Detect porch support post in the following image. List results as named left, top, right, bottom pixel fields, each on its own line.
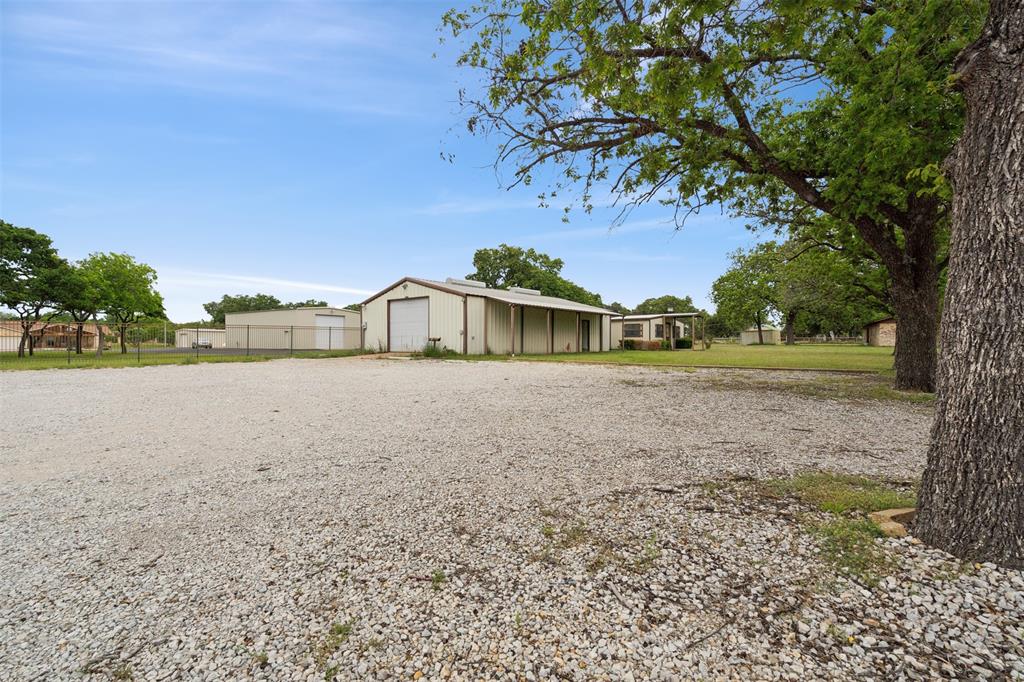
left=547, top=309, right=553, bottom=354
left=691, top=316, right=696, bottom=351
left=509, top=304, right=515, bottom=355
left=576, top=312, right=581, bottom=352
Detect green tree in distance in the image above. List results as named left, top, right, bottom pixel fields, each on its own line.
left=632, top=295, right=697, bottom=315
left=61, top=257, right=107, bottom=355
left=710, top=246, right=777, bottom=344
left=0, top=221, right=72, bottom=356
left=202, top=294, right=330, bottom=325
left=467, top=244, right=604, bottom=307
left=89, top=253, right=166, bottom=353
left=442, top=0, right=985, bottom=390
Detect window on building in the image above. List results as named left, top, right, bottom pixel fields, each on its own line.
left=655, top=324, right=664, bottom=338
left=623, top=323, right=643, bottom=338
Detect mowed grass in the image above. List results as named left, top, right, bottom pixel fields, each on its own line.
left=471, top=343, right=894, bottom=372
left=0, top=349, right=366, bottom=371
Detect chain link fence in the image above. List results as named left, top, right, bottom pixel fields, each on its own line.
left=0, top=323, right=365, bottom=368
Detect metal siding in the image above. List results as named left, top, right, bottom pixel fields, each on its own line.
left=467, top=296, right=486, bottom=354
left=601, top=315, right=610, bottom=351
left=552, top=310, right=576, bottom=352
left=521, top=307, right=548, bottom=354
left=363, top=281, right=464, bottom=352
left=485, top=299, right=512, bottom=354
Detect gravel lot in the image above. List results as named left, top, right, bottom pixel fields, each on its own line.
left=1, top=358, right=1020, bottom=680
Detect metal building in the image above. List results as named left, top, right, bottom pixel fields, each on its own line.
left=223, top=307, right=362, bottom=350
left=361, top=277, right=613, bottom=354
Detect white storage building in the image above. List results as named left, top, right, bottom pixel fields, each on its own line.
left=361, top=277, right=613, bottom=354
left=224, top=307, right=362, bottom=351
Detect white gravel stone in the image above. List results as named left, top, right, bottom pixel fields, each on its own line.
left=0, top=358, right=1019, bottom=680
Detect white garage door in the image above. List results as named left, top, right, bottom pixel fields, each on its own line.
left=389, top=298, right=428, bottom=351
left=315, top=314, right=346, bottom=350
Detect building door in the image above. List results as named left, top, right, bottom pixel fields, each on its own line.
left=580, top=318, right=591, bottom=352
left=315, top=314, right=346, bottom=350
left=389, top=298, right=428, bottom=351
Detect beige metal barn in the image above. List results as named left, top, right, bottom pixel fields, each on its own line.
left=224, top=307, right=362, bottom=350
left=361, top=277, right=613, bottom=354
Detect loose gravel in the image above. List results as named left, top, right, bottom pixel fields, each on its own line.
left=0, top=358, right=1019, bottom=680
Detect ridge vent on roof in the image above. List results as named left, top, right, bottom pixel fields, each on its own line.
left=446, top=277, right=487, bottom=289
left=508, top=286, right=541, bottom=296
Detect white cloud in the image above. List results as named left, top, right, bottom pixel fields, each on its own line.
left=411, top=197, right=543, bottom=216
left=4, top=1, right=433, bottom=116
left=157, top=268, right=373, bottom=296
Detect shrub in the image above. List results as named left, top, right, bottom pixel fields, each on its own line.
left=643, top=340, right=662, bottom=351
left=674, top=338, right=692, bottom=349
left=660, top=339, right=672, bottom=350
left=622, top=339, right=637, bottom=350
left=420, top=343, right=456, bottom=358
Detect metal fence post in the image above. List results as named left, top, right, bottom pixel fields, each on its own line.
left=246, top=325, right=250, bottom=356
left=329, top=326, right=332, bottom=351
left=290, top=326, right=294, bottom=355
left=137, top=326, right=141, bottom=363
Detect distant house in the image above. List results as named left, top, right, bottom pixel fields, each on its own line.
left=739, top=326, right=782, bottom=345
left=610, top=313, right=702, bottom=348
left=864, top=317, right=897, bottom=347
left=0, top=321, right=110, bottom=351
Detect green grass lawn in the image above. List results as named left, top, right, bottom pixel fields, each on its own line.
left=470, top=343, right=895, bottom=373
left=0, top=349, right=365, bottom=371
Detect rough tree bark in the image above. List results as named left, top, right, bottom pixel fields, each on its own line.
left=754, top=313, right=764, bottom=345
left=783, top=310, right=797, bottom=346
left=915, top=0, right=1024, bottom=568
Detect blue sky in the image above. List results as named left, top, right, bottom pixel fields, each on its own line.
left=1, top=0, right=757, bottom=321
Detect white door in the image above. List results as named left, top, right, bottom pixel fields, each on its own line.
left=389, top=298, right=428, bottom=351
left=315, top=314, right=346, bottom=350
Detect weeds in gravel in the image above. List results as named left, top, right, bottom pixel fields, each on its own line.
left=810, top=517, right=893, bottom=587
left=323, top=664, right=339, bottom=681
left=253, top=651, right=269, bottom=668
left=631, top=532, right=662, bottom=573
left=765, top=472, right=916, bottom=514
left=431, top=570, right=446, bottom=590
left=112, top=665, right=133, bottom=680
left=313, top=621, right=354, bottom=669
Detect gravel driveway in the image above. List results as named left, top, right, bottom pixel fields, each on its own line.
left=1, top=358, right=1018, bottom=680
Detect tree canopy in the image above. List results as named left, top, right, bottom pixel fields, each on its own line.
left=0, top=221, right=73, bottom=355
left=443, top=0, right=986, bottom=390
left=632, top=295, right=697, bottom=315
left=202, top=294, right=330, bottom=325
left=467, top=244, right=604, bottom=307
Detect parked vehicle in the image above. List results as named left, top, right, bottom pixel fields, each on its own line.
left=192, top=339, right=214, bottom=349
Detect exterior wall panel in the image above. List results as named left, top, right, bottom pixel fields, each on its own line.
left=521, top=306, right=549, bottom=354
left=485, top=299, right=512, bottom=354
left=466, top=296, right=486, bottom=354
left=552, top=310, right=577, bottom=353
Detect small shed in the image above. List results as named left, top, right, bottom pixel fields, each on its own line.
left=864, top=317, right=897, bottom=347
left=739, top=326, right=782, bottom=345
left=224, top=307, right=362, bottom=351
left=175, top=328, right=227, bottom=348
left=361, top=277, right=613, bottom=354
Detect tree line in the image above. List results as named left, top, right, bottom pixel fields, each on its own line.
left=711, top=240, right=890, bottom=344
left=0, top=221, right=165, bottom=356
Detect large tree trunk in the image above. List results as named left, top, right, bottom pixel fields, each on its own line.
left=754, top=313, right=764, bottom=345
left=890, top=256, right=939, bottom=392
left=119, top=323, right=128, bottom=354
left=915, top=0, right=1024, bottom=568
left=75, top=322, right=84, bottom=354
left=783, top=310, right=797, bottom=345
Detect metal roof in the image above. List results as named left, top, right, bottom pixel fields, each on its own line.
left=364, top=277, right=614, bottom=315
left=612, top=312, right=702, bottom=321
